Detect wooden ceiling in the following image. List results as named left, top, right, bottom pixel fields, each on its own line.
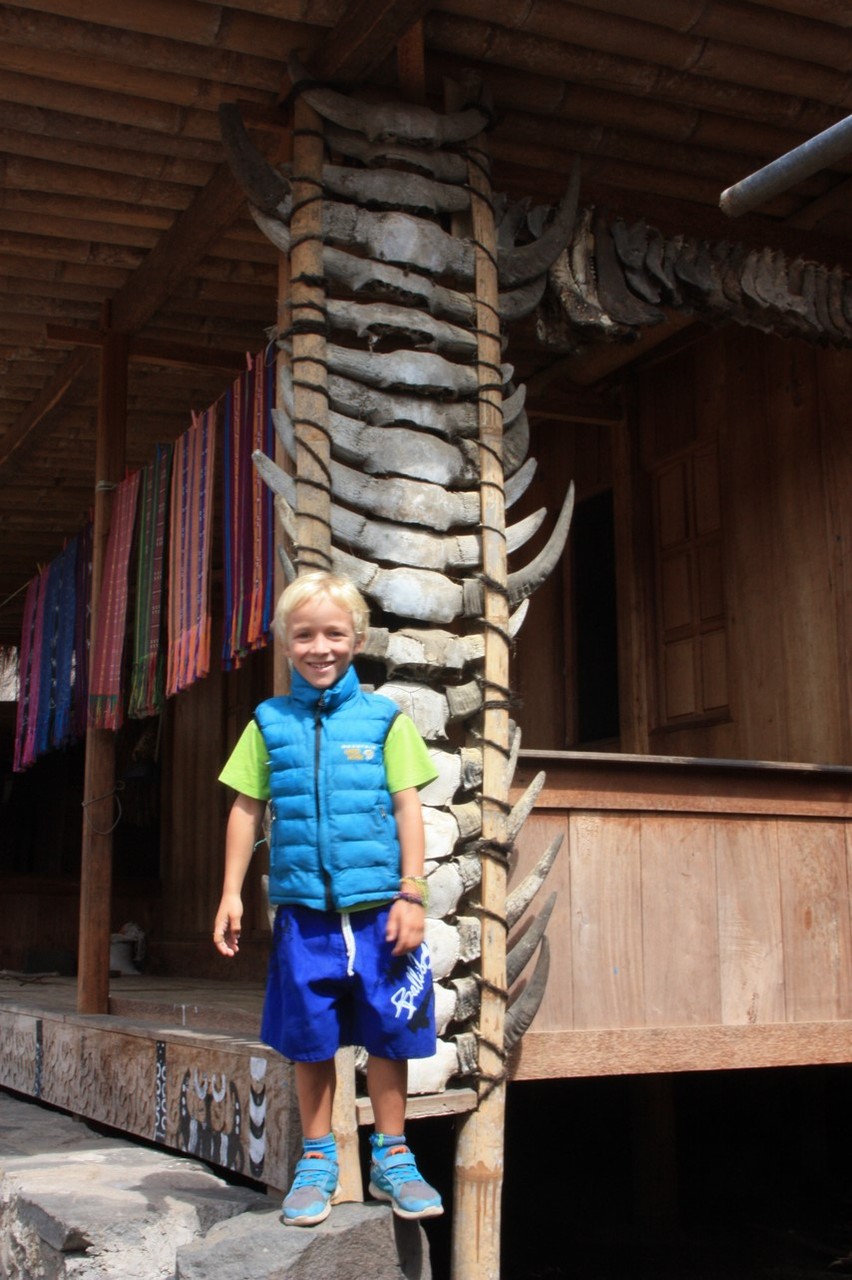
left=2, top=0, right=852, bottom=646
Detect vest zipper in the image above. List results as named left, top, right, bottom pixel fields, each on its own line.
left=314, top=693, right=333, bottom=909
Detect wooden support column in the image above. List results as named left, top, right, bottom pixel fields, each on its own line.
left=287, top=92, right=362, bottom=1201
left=290, top=97, right=332, bottom=575
left=453, top=130, right=510, bottom=1280
left=77, top=322, right=128, bottom=1015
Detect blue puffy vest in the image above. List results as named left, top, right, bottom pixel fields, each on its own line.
left=255, top=663, right=401, bottom=910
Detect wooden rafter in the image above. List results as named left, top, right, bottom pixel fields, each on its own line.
left=0, top=0, right=434, bottom=484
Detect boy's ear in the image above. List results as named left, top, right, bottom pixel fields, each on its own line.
left=354, top=633, right=366, bottom=655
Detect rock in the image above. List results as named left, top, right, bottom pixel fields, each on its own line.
left=176, top=1200, right=432, bottom=1279
left=0, top=1090, right=432, bottom=1280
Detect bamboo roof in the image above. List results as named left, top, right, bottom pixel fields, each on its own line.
left=2, top=0, right=852, bottom=644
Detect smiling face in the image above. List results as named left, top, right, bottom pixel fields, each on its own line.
left=282, top=592, right=363, bottom=690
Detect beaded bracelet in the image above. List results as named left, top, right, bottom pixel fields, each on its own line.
left=400, top=875, right=429, bottom=909
left=395, top=890, right=425, bottom=907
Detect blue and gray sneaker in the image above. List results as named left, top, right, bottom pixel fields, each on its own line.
left=281, top=1151, right=339, bottom=1226
left=368, top=1143, right=443, bottom=1220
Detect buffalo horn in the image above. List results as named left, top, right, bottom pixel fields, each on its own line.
left=498, top=162, right=580, bottom=289
left=499, top=274, right=548, bottom=322
left=506, top=834, right=564, bottom=930
left=326, top=373, right=479, bottom=436
left=323, top=203, right=475, bottom=282
left=361, top=605, right=527, bottom=676
left=288, top=53, right=490, bottom=146
left=275, top=398, right=477, bottom=486
left=325, top=298, right=477, bottom=358
left=322, top=246, right=475, bottom=325
left=218, top=103, right=292, bottom=217
left=325, top=342, right=488, bottom=398
left=332, top=503, right=544, bottom=571
left=332, top=549, right=465, bottom=624
left=322, top=122, right=469, bottom=182
left=506, top=770, right=546, bottom=844
left=322, top=163, right=471, bottom=216
left=327, top=456, right=480, bottom=529
left=507, top=892, right=557, bottom=988
left=504, top=936, right=551, bottom=1053
left=273, top=400, right=531, bottom=494
left=461, top=481, right=574, bottom=617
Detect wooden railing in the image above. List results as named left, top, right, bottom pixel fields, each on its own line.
left=508, top=751, right=852, bottom=1080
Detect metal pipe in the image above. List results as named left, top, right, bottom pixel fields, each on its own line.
left=720, top=114, right=852, bottom=217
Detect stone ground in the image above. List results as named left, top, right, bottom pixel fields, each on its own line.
left=0, top=1089, right=431, bottom=1280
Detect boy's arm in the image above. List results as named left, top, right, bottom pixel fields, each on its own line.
left=386, top=786, right=427, bottom=956
left=213, top=792, right=266, bottom=957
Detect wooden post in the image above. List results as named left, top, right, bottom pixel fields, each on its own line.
left=452, top=130, right=511, bottom=1280
left=77, top=323, right=128, bottom=1015
left=287, top=92, right=362, bottom=1202
left=290, top=96, right=332, bottom=576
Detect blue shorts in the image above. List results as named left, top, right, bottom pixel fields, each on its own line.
left=261, top=903, right=437, bottom=1063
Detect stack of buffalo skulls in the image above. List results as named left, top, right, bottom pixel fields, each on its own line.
left=221, top=57, right=574, bottom=1095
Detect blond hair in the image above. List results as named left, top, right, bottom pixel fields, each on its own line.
left=273, top=571, right=370, bottom=643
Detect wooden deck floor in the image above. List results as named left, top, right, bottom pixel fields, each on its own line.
left=0, top=970, right=266, bottom=1035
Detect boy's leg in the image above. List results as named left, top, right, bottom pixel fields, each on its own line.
left=295, top=1058, right=336, bottom=1136
left=282, top=1059, right=340, bottom=1227
left=367, top=1054, right=443, bottom=1220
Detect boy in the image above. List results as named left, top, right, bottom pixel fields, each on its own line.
left=213, top=570, right=443, bottom=1227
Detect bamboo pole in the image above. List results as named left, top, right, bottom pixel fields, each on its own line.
left=452, top=125, right=511, bottom=1280
left=77, top=319, right=128, bottom=1014
left=287, top=91, right=362, bottom=1202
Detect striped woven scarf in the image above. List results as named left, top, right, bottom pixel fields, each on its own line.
left=129, top=444, right=172, bottom=718
left=166, top=406, right=217, bottom=696
left=88, top=470, right=142, bottom=730
left=222, top=352, right=274, bottom=669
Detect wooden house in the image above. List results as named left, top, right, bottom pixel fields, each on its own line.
left=3, top=1, right=852, bottom=1272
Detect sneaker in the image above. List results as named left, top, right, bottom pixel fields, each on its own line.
left=281, top=1151, right=339, bottom=1227
left=368, top=1145, right=444, bottom=1220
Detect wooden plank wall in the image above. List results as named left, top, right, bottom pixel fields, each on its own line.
left=629, top=328, right=852, bottom=763
left=509, top=756, right=852, bottom=1080
left=153, top=636, right=273, bottom=979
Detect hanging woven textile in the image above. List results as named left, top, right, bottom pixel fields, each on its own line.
left=30, top=537, right=79, bottom=754
left=222, top=352, right=274, bottom=669
left=71, top=521, right=93, bottom=743
left=166, top=405, right=217, bottom=696
left=88, top=470, right=142, bottom=730
left=13, top=572, right=42, bottom=772
left=129, top=443, right=173, bottom=718
left=20, top=565, right=49, bottom=768
left=51, top=534, right=80, bottom=749
left=33, top=556, right=64, bottom=758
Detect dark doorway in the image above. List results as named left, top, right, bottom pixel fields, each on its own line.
left=573, top=489, right=620, bottom=746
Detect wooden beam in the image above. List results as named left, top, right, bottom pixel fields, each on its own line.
left=0, top=346, right=95, bottom=485
left=45, top=323, right=247, bottom=372
left=307, top=0, right=435, bottom=82
left=0, top=0, right=435, bottom=482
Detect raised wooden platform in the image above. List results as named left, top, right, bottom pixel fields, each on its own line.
left=0, top=973, right=476, bottom=1189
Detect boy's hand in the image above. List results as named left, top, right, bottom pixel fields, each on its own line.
left=213, top=894, right=243, bottom=957
left=386, top=897, right=425, bottom=956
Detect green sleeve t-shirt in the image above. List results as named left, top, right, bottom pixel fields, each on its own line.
left=218, top=710, right=438, bottom=800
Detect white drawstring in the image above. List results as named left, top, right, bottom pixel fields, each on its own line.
left=340, top=911, right=356, bottom=977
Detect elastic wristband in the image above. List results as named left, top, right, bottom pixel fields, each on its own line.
left=394, top=891, right=425, bottom=907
